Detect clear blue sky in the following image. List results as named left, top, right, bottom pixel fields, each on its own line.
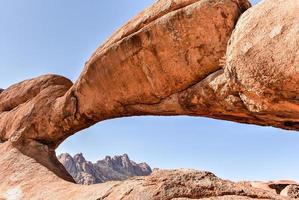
left=1, top=0, right=298, bottom=182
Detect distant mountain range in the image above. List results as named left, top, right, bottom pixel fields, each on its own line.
left=58, top=153, right=152, bottom=185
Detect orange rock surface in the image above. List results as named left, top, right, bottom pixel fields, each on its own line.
left=0, top=0, right=298, bottom=199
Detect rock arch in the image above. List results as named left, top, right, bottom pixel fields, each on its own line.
left=0, top=0, right=298, bottom=199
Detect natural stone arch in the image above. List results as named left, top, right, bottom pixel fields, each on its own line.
left=0, top=0, right=298, bottom=199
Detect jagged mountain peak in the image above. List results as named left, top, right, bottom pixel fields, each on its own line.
left=73, top=153, right=86, bottom=163
left=58, top=153, right=152, bottom=185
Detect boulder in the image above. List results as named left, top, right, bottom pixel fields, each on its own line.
left=281, top=185, right=299, bottom=199
left=225, top=0, right=299, bottom=129
left=250, top=180, right=299, bottom=198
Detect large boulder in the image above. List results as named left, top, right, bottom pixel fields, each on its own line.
left=281, top=185, right=299, bottom=199
left=225, top=0, right=299, bottom=129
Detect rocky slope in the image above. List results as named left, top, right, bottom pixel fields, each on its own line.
left=0, top=0, right=299, bottom=199
left=57, top=153, right=151, bottom=184
left=0, top=142, right=289, bottom=200
left=58, top=152, right=299, bottom=198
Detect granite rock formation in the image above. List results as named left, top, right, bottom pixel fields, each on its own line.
left=0, top=0, right=298, bottom=199
left=58, top=153, right=152, bottom=184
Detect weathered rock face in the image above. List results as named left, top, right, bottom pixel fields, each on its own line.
left=225, top=0, right=299, bottom=129
left=0, top=0, right=298, bottom=199
left=72, top=0, right=250, bottom=123
left=0, top=75, right=75, bottom=182
left=58, top=153, right=152, bottom=184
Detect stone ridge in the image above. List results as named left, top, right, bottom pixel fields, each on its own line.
left=57, top=153, right=152, bottom=185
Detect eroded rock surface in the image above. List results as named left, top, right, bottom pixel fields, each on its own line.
left=0, top=0, right=298, bottom=199
left=226, top=0, right=299, bottom=130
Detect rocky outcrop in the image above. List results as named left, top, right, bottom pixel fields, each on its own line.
left=246, top=181, right=299, bottom=198
left=0, top=75, right=75, bottom=182
left=0, top=0, right=298, bottom=199
left=0, top=142, right=287, bottom=200
left=225, top=0, right=299, bottom=130
left=58, top=153, right=152, bottom=184
left=281, top=185, right=299, bottom=199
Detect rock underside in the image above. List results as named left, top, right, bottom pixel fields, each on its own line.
left=0, top=0, right=299, bottom=199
